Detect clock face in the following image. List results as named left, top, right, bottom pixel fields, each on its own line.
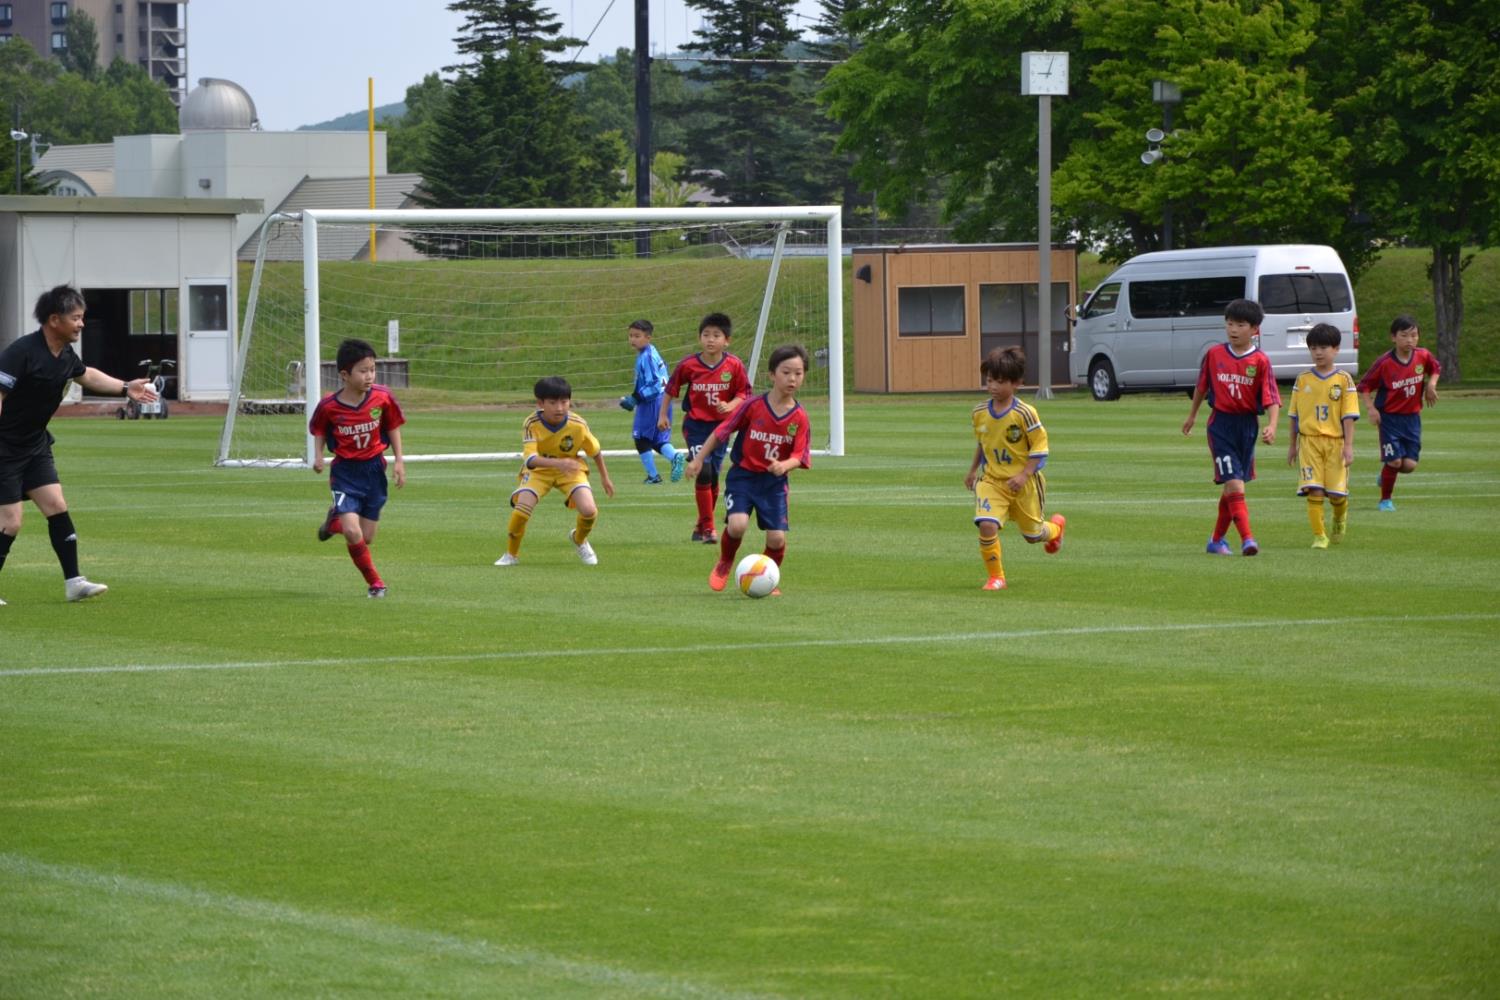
left=1023, top=52, right=1068, bottom=96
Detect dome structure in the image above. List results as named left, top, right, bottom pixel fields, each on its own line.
left=180, top=78, right=260, bottom=131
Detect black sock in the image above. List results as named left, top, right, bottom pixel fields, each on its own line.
left=47, top=512, right=80, bottom=580
left=0, top=530, right=14, bottom=575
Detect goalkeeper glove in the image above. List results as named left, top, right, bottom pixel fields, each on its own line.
left=618, top=395, right=637, bottom=412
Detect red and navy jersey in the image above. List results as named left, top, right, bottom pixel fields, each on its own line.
left=665, top=352, right=751, bottom=423
left=309, top=385, right=405, bottom=462
left=713, top=393, right=811, bottom=476
left=1196, top=343, right=1281, bottom=415
left=1358, top=348, right=1440, bottom=415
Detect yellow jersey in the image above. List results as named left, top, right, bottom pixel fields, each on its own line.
left=521, top=410, right=601, bottom=466
left=1288, top=369, right=1359, bottom=439
left=972, top=398, right=1049, bottom=484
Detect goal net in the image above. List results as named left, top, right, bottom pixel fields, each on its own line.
left=217, top=207, right=844, bottom=467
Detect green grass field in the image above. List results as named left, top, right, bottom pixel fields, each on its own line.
left=3, top=394, right=1498, bottom=997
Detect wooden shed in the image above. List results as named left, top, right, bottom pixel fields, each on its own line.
left=852, top=243, right=1078, bottom=392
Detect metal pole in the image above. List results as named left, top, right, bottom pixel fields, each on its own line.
left=1161, top=102, right=1174, bottom=251
left=1036, top=95, right=1053, bottom=399
left=634, top=0, right=652, bottom=257
left=13, top=102, right=21, bottom=195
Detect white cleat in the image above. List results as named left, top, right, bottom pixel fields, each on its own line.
left=494, top=553, right=519, bottom=566
left=65, top=576, right=108, bottom=602
left=0, top=595, right=7, bottom=606
left=569, top=529, right=598, bottom=566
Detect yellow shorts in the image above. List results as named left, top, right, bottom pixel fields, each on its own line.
left=974, top=475, right=1048, bottom=539
left=1295, top=435, right=1349, bottom=497
left=512, top=466, right=591, bottom=508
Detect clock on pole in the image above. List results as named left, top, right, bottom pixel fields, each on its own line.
left=1021, top=51, right=1069, bottom=97
left=1021, top=51, right=1068, bottom=397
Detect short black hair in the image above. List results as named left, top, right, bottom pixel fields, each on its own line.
left=699, top=312, right=732, bottom=338
left=1306, top=323, right=1341, bottom=349
left=1225, top=298, right=1265, bottom=326
left=34, top=284, right=86, bottom=326
left=767, top=344, right=809, bottom=373
left=628, top=319, right=654, bottom=336
left=534, top=375, right=572, bottom=400
left=336, top=338, right=377, bottom=374
left=1390, top=314, right=1418, bottom=336
left=981, top=346, right=1026, bottom=383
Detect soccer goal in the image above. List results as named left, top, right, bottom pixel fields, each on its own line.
left=217, top=206, right=844, bottom=467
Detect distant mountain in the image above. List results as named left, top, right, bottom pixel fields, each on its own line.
left=298, top=103, right=407, bottom=132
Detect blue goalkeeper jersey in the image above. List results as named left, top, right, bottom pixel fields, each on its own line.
left=633, top=344, right=668, bottom=402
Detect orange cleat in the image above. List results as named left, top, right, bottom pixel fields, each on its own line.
left=709, top=560, right=731, bottom=592
left=1044, top=514, right=1067, bottom=554
left=981, top=577, right=1007, bottom=591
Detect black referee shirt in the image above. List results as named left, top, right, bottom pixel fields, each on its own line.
left=0, top=330, right=87, bottom=456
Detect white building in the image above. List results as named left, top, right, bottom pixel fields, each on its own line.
left=34, top=78, right=422, bottom=259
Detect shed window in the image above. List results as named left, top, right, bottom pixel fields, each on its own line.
left=980, top=282, right=1071, bottom=332
left=130, top=288, right=178, bottom=336
left=898, top=286, right=965, bottom=337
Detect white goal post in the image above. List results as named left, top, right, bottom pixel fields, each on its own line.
left=217, top=206, right=844, bottom=467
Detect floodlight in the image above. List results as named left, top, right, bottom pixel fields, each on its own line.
left=1145, top=128, right=1165, bottom=143
left=1141, top=149, right=1163, bottom=165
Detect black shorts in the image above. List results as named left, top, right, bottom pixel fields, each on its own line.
left=0, top=446, right=61, bottom=505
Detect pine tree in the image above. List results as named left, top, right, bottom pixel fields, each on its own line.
left=681, top=0, right=833, bottom=206
left=447, top=0, right=581, bottom=71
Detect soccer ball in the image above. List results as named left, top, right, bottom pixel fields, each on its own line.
left=735, top=553, right=780, bottom=598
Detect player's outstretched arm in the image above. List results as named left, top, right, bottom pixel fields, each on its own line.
left=591, top=451, right=615, bottom=498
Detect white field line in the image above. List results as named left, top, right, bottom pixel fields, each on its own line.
left=0, top=854, right=780, bottom=1000
left=4, top=613, right=1497, bottom=680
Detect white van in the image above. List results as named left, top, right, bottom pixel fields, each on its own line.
left=1069, top=245, right=1359, bottom=400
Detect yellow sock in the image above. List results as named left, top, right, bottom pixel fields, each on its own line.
left=1306, top=495, right=1326, bottom=537
left=979, top=535, right=1003, bottom=580
left=506, top=508, right=531, bottom=556
left=1329, top=495, right=1347, bottom=526
left=574, top=512, right=597, bottom=544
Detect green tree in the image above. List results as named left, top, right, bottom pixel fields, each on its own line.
left=386, top=73, right=449, bottom=174
left=1314, top=0, right=1500, bottom=380
left=681, top=0, right=833, bottom=205
left=1053, top=0, right=1359, bottom=268
left=574, top=48, right=693, bottom=155
left=819, top=0, right=1080, bottom=239
left=101, top=59, right=180, bottom=134
left=59, top=8, right=101, bottom=81
left=447, top=0, right=580, bottom=69
left=804, top=1, right=866, bottom=225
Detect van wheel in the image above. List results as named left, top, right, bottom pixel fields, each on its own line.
left=1089, top=359, right=1121, bottom=401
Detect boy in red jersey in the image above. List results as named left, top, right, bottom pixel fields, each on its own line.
left=310, top=339, right=406, bottom=597
left=661, top=312, right=750, bottom=543
left=1358, top=315, right=1440, bottom=512
left=1182, top=298, right=1282, bottom=556
left=683, top=344, right=811, bottom=594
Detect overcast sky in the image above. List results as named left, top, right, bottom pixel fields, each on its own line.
left=189, top=0, right=827, bottom=132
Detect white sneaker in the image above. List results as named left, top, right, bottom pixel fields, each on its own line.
left=65, top=576, right=108, bottom=602
left=0, top=596, right=7, bottom=606
left=494, top=553, right=519, bottom=566
left=569, top=529, right=598, bottom=566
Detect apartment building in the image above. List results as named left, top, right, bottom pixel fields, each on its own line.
left=1, top=1, right=188, bottom=104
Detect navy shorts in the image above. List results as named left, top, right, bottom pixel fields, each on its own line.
left=1206, top=411, right=1259, bottom=484
left=0, top=445, right=60, bottom=505
left=632, top=395, right=672, bottom=450
left=328, top=457, right=389, bottom=521
left=724, top=466, right=790, bottom=532
left=683, top=417, right=728, bottom=480
left=1378, top=411, right=1422, bottom=463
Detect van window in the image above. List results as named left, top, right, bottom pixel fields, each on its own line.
left=1259, top=273, right=1353, bottom=313
left=898, top=286, right=965, bottom=337
left=1081, top=282, right=1120, bottom=319
left=1128, top=277, right=1244, bottom=319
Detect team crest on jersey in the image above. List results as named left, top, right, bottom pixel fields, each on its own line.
left=720, top=370, right=733, bottom=382
left=1005, top=426, right=1023, bottom=443
left=370, top=407, right=382, bottom=420
left=1246, top=365, right=1258, bottom=376
left=787, top=423, right=799, bottom=436
left=1416, top=364, right=1425, bottom=375
left=561, top=434, right=575, bottom=452
left=1329, top=385, right=1342, bottom=399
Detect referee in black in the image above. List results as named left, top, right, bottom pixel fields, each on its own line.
left=0, top=285, right=157, bottom=605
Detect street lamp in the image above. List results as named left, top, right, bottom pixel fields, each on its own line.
left=1148, top=80, right=1182, bottom=249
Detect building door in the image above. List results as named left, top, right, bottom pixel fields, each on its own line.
left=182, top=279, right=232, bottom=400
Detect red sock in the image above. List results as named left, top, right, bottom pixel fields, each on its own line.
left=719, top=531, right=743, bottom=566
left=347, top=540, right=382, bottom=586
left=1226, top=492, right=1252, bottom=541
left=694, top=484, right=715, bottom=531
left=1380, top=465, right=1399, bottom=500
left=1213, top=495, right=1233, bottom=541
left=764, top=544, right=785, bottom=566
